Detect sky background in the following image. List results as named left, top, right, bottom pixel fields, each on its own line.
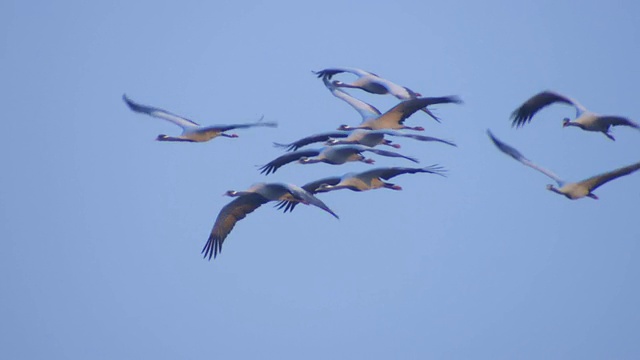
left=2, top=1, right=640, bottom=359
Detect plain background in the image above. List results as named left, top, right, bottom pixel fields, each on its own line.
left=2, top=1, right=640, bottom=359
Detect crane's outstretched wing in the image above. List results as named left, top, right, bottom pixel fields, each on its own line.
left=200, top=117, right=278, bottom=132
left=579, top=161, right=640, bottom=192
left=275, top=176, right=342, bottom=213
left=274, top=131, right=349, bottom=151
left=359, top=147, right=419, bottom=163
left=375, top=130, right=456, bottom=147
left=313, top=67, right=374, bottom=79
left=370, top=165, right=447, bottom=180
left=378, top=96, right=462, bottom=126
left=487, top=130, right=564, bottom=186
left=202, top=193, right=269, bottom=260
left=597, top=116, right=640, bottom=129
left=322, top=75, right=381, bottom=120
left=259, top=149, right=321, bottom=175
left=510, top=91, right=586, bottom=128
left=123, top=94, right=200, bottom=129
left=286, top=184, right=340, bottom=219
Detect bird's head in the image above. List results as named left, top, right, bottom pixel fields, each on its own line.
left=224, top=190, right=240, bottom=197
left=562, top=118, right=571, bottom=127
left=298, top=157, right=313, bottom=164
left=545, top=184, right=555, bottom=191
left=337, top=124, right=351, bottom=131
left=228, top=133, right=239, bottom=138
left=363, top=158, right=375, bottom=164
left=390, top=143, right=401, bottom=149
left=333, top=80, right=344, bottom=86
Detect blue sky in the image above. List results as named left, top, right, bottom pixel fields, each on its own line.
left=2, top=1, right=640, bottom=358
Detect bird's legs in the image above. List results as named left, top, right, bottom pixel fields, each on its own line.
left=383, top=140, right=401, bottom=149
left=383, top=182, right=402, bottom=190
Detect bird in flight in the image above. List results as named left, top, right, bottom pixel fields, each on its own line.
left=123, top=94, right=277, bottom=142
left=275, top=166, right=446, bottom=213
left=510, top=90, right=639, bottom=140
left=487, top=129, right=640, bottom=200
left=313, top=67, right=440, bottom=121
left=259, top=145, right=419, bottom=175
left=203, top=182, right=338, bottom=260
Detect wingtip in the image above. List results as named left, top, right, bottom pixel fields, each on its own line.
left=201, top=236, right=217, bottom=261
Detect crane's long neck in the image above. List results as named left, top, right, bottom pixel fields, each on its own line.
left=546, top=185, right=568, bottom=198
left=563, top=119, right=585, bottom=130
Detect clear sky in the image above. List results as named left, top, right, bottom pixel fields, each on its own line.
left=2, top=1, right=640, bottom=359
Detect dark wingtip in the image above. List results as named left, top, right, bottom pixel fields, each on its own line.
left=201, top=236, right=218, bottom=261
left=449, top=95, right=464, bottom=104
left=258, top=164, right=275, bottom=175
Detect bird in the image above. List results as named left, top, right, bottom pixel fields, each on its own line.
left=510, top=90, right=639, bottom=140
left=275, top=166, right=446, bottom=213
left=318, top=73, right=461, bottom=131
left=313, top=67, right=440, bottom=121
left=202, top=182, right=338, bottom=260
left=258, top=145, right=419, bottom=175
left=123, top=94, right=277, bottom=142
left=487, top=129, right=640, bottom=200
left=274, top=129, right=455, bottom=151
left=336, top=96, right=462, bottom=132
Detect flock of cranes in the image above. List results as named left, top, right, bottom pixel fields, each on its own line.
left=124, top=68, right=640, bottom=261
left=489, top=90, right=640, bottom=200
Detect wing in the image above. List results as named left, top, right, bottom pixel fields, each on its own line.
left=487, top=130, right=564, bottom=186
left=313, top=67, right=373, bottom=79
left=322, top=75, right=381, bottom=120
left=378, top=165, right=447, bottom=179
left=258, top=149, right=320, bottom=175
left=579, top=161, right=640, bottom=192
left=598, top=116, right=640, bottom=129
left=376, top=130, right=456, bottom=147
left=275, top=176, right=341, bottom=213
left=122, top=94, right=200, bottom=129
left=366, top=75, right=418, bottom=100
left=510, top=91, right=586, bottom=127
left=356, top=165, right=447, bottom=182
left=274, top=131, right=349, bottom=152
left=202, top=193, right=269, bottom=260
left=379, top=96, right=462, bottom=125
left=362, top=147, right=419, bottom=163
left=200, top=117, right=278, bottom=132
left=286, top=184, right=340, bottom=219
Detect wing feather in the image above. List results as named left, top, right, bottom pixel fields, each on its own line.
left=273, top=132, right=349, bottom=152
left=487, top=130, right=564, bottom=186
left=123, top=94, right=200, bottom=129
left=579, top=161, right=640, bottom=192
left=202, top=193, right=269, bottom=260
left=259, top=149, right=320, bottom=175
left=510, top=91, right=586, bottom=127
